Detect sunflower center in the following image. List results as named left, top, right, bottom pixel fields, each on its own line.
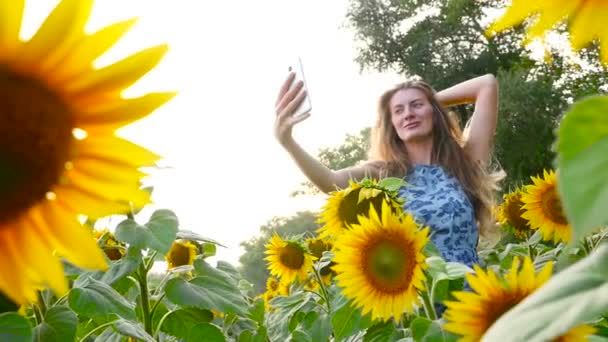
left=363, top=236, right=413, bottom=293
left=505, top=193, right=529, bottom=231
left=482, top=291, right=527, bottom=332
left=0, top=69, right=73, bottom=223
left=168, top=243, right=193, bottom=268
left=540, top=187, right=568, bottom=225
left=279, top=243, right=305, bottom=270
left=339, top=188, right=387, bottom=226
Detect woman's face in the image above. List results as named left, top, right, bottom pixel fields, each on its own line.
left=389, top=88, right=434, bottom=143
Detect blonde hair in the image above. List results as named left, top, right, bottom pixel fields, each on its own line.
left=368, top=80, right=502, bottom=239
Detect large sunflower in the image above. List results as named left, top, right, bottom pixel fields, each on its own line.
left=265, top=235, right=315, bottom=285
left=332, top=201, right=429, bottom=322
left=486, top=0, right=608, bottom=63
left=521, top=170, right=571, bottom=243
left=497, top=189, right=531, bottom=240
left=166, top=240, right=198, bottom=269
left=0, top=0, right=173, bottom=304
left=317, top=179, right=403, bottom=240
left=444, top=257, right=595, bottom=341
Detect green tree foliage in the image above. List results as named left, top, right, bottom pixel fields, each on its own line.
left=345, top=0, right=608, bottom=190
left=238, top=211, right=320, bottom=294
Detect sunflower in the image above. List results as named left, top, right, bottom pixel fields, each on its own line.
left=94, top=228, right=125, bottom=261
left=521, top=170, right=571, bottom=243
left=0, top=0, right=173, bottom=304
left=444, top=257, right=596, bottom=341
left=306, top=237, right=336, bottom=276
left=486, top=0, right=608, bottom=63
left=444, top=257, right=552, bottom=340
left=332, top=201, right=429, bottom=322
left=497, top=189, right=531, bottom=240
left=265, top=235, right=315, bottom=285
left=317, top=179, right=404, bottom=240
left=166, top=240, right=198, bottom=269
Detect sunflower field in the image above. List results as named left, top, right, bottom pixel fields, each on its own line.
left=0, top=0, right=607, bottom=341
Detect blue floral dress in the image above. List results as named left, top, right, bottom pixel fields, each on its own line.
left=398, top=164, right=479, bottom=268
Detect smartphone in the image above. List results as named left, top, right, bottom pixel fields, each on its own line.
left=287, top=57, right=312, bottom=117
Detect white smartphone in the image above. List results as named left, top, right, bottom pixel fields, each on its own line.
left=287, top=57, right=312, bottom=117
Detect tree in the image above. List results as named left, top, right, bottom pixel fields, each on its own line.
left=345, top=0, right=608, bottom=190
left=238, top=211, right=319, bottom=294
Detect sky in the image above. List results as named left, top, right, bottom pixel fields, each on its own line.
left=23, top=0, right=403, bottom=266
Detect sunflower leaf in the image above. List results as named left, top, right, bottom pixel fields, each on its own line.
left=482, top=244, right=608, bottom=342
left=159, top=308, right=214, bottom=339
left=0, top=312, right=33, bottom=342
left=331, top=299, right=373, bottom=341
left=165, top=261, right=248, bottom=316
left=68, top=277, right=136, bottom=320
left=176, top=230, right=226, bottom=247
left=33, top=305, right=77, bottom=342
left=557, top=95, right=608, bottom=240
left=410, top=317, right=458, bottom=342
left=144, top=209, right=179, bottom=254
left=378, top=177, right=408, bottom=192
left=112, top=319, right=154, bottom=342
left=115, top=219, right=149, bottom=249
left=187, top=323, right=226, bottom=342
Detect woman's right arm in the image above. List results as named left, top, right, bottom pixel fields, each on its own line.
left=274, top=73, right=377, bottom=193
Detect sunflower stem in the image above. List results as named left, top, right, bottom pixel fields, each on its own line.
left=149, top=293, right=166, bottom=325
left=312, top=267, right=331, bottom=312
left=32, top=303, right=44, bottom=326
left=420, top=283, right=437, bottom=320
left=137, top=263, right=153, bottom=335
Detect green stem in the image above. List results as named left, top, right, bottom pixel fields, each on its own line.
left=32, top=304, right=43, bottom=326
left=36, top=291, right=48, bottom=316
left=153, top=310, right=173, bottom=339
left=79, top=321, right=117, bottom=341
left=137, top=263, right=153, bottom=335
left=149, top=293, right=166, bottom=326
left=312, top=267, right=331, bottom=313
left=420, top=283, right=437, bottom=320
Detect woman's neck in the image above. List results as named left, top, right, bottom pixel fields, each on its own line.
left=405, top=138, right=433, bottom=165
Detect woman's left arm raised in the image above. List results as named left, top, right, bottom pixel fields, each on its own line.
left=435, top=74, right=499, bottom=164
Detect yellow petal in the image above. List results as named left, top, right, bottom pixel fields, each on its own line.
left=62, top=167, right=151, bottom=208
left=0, top=230, right=35, bottom=304
left=18, top=220, right=68, bottom=296
left=486, top=0, right=542, bottom=35
left=72, top=135, right=160, bottom=167
left=65, top=44, right=168, bottom=97
left=52, top=18, right=138, bottom=83
left=54, top=185, right=132, bottom=218
left=38, top=202, right=108, bottom=271
left=20, top=0, right=94, bottom=69
left=75, top=92, right=176, bottom=128
left=71, top=157, right=147, bottom=183
left=0, top=0, right=24, bottom=58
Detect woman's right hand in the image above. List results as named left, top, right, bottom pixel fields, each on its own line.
left=274, top=72, right=311, bottom=147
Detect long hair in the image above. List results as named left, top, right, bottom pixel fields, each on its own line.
left=368, top=80, right=502, bottom=238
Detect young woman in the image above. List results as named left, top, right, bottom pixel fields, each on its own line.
left=273, top=73, right=500, bottom=268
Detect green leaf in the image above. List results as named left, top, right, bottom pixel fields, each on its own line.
left=176, top=230, right=226, bottom=247
left=115, top=210, right=178, bottom=254
left=33, top=306, right=77, bottom=342
left=202, top=242, right=217, bottom=257
left=331, top=299, right=373, bottom=341
left=188, top=323, right=226, bottom=342
left=364, top=320, right=405, bottom=342
left=378, top=177, right=408, bottom=192
left=0, top=312, right=32, bottom=342
left=557, top=96, right=608, bottom=240
left=248, top=298, right=265, bottom=325
left=69, top=277, right=136, bottom=320
left=444, top=262, right=473, bottom=279
left=145, top=209, right=179, bottom=254
left=410, top=317, right=458, bottom=342
left=160, top=307, right=213, bottom=339
left=115, top=219, right=148, bottom=249
left=483, top=244, right=608, bottom=341
left=75, top=247, right=141, bottom=288
left=112, top=319, right=154, bottom=342
left=165, top=262, right=248, bottom=316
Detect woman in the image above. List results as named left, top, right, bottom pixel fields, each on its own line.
left=274, top=73, right=500, bottom=268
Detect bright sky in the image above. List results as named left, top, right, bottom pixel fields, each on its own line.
left=24, top=0, right=401, bottom=266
